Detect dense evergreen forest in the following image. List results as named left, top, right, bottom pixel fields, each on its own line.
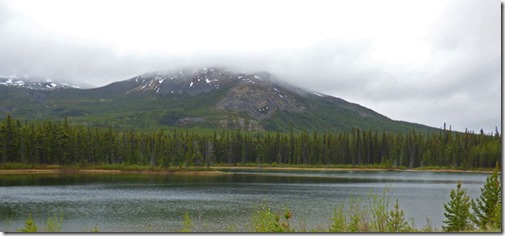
left=0, top=115, right=501, bottom=169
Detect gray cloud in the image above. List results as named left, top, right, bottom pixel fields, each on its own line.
left=0, top=0, right=500, bottom=133
left=334, top=0, right=500, bottom=133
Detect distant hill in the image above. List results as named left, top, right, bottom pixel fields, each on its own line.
left=0, top=67, right=438, bottom=133
left=0, top=76, right=80, bottom=90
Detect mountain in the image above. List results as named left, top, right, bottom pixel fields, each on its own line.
left=0, top=75, right=80, bottom=90
left=0, top=67, right=437, bottom=133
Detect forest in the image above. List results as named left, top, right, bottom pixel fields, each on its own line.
left=0, top=115, right=501, bottom=169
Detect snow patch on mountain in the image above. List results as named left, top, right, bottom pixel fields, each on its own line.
left=123, top=67, right=279, bottom=97
left=0, top=76, right=80, bottom=90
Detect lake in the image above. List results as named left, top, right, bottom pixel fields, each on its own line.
left=0, top=169, right=489, bottom=232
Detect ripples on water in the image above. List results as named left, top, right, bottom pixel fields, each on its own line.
left=0, top=170, right=488, bottom=232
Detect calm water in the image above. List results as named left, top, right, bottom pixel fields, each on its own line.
left=0, top=169, right=489, bottom=232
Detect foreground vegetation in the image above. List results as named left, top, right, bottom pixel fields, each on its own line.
left=9, top=167, right=501, bottom=233
left=0, top=116, right=500, bottom=170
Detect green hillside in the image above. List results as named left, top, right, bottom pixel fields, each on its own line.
left=0, top=68, right=438, bottom=133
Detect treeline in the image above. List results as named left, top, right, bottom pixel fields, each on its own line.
left=0, top=115, right=501, bottom=168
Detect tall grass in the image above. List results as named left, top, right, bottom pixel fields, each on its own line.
left=250, top=187, right=421, bottom=232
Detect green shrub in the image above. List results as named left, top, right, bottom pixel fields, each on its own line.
left=17, top=214, right=38, bottom=232
left=252, top=206, right=292, bottom=232
left=180, top=212, right=193, bottom=232
left=329, top=204, right=346, bottom=232
left=43, top=213, right=63, bottom=232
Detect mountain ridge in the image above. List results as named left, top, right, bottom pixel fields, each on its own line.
left=0, top=67, right=438, bottom=133
left=0, top=76, right=80, bottom=90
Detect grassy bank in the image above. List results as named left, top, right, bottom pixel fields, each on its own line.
left=0, top=162, right=494, bottom=175
left=213, top=162, right=494, bottom=173
left=0, top=163, right=227, bottom=175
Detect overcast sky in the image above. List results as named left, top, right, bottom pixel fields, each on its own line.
left=0, top=0, right=501, bottom=133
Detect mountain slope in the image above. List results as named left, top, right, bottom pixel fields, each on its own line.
left=0, top=67, right=437, bottom=133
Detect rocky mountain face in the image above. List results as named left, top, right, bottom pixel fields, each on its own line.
left=117, top=68, right=309, bottom=120
left=0, top=67, right=436, bottom=132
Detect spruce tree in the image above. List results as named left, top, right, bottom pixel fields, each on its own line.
left=387, top=199, right=409, bottom=232
left=471, top=164, right=501, bottom=230
left=443, top=181, right=472, bottom=232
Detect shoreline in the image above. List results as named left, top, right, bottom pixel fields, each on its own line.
left=0, top=168, right=230, bottom=175
left=0, top=165, right=494, bottom=175
left=212, top=166, right=494, bottom=174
